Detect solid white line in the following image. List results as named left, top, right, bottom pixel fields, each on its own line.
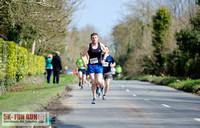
left=194, top=118, right=200, bottom=122
left=161, top=104, right=171, bottom=108
left=126, top=89, right=130, bottom=92
left=133, top=94, right=137, bottom=97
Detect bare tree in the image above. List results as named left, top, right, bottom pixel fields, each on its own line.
left=0, top=0, right=81, bottom=56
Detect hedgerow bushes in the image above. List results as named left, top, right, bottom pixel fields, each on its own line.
left=0, top=38, right=45, bottom=95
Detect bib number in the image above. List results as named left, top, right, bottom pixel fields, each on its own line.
left=103, top=62, right=109, bottom=67
left=90, top=58, right=98, bottom=64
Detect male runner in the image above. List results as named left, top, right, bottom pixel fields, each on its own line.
left=76, top=53, right=88, bottom=89
left=116, top=65, right=122, bottom=79
left=81, top=33, right=106, bottom=104
left=102, top=45, right=116, bottom=100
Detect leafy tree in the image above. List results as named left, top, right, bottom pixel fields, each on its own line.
left=152, top=7, right=171, bottom=75
left=173, top=0, right=200, bottom=78
left=175, top=29, right=200, bottom=58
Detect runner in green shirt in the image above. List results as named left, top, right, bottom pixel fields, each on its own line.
left=116, top=65, right=122, bottom=79
left=76, top=54, right=88, bottom=89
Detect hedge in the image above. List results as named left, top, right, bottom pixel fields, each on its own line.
left=0, top=38, right=45, bottom=95
left=6, top=41, right=17, bottom=79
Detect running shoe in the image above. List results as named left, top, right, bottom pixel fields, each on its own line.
left=91, top=98, right=96, bottom=104
left=81, top=85, right=83, bottom=89
left=79, top=82, right=81, bottom=87
left=102, top=95, right=106, bottom=100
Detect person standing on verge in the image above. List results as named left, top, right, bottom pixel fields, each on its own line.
left=52, top=51, right=62, bottom=84
left=81, top=33, right=106, bottom=104
left=46, top=54, right=53, bottom=83
left=102, top=45, right=116, bottom=100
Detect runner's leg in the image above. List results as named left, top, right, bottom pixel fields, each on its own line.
left=96, top=73, right=103, bottom=97
left=90, top=73, right=96, bottom=99
left=96, top=73, right=103, bottom=88
left=78, top=71, right=82, bottom=86
left=82, top=72, right=86, bottom=85
left=104, top=78, right=110, bottom=96
left=81, top=73, right=86, bottom=89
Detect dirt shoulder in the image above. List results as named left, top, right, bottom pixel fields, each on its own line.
left=39, top=85, right=73, bottom=117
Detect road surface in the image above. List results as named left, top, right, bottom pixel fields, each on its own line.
left=54, top=80, right=200, bottom=128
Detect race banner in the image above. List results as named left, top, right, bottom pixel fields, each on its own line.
left=2, top=112, right=50, bottom=126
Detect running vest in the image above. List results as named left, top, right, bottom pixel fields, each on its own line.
left=88, top=42, right=102, bottom=65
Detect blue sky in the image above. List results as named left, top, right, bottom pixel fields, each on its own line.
left=73, top=0, right=131, bottom=37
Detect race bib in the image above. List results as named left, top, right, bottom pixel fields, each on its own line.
left=103, top=62, right=109, bottom=67
left=90, top=58, right=98, bottom=64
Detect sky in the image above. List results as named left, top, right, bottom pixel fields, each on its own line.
left=73, top=0, right=131, bottom=37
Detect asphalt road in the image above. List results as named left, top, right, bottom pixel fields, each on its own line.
left=54, top=80, right=200, bottom=128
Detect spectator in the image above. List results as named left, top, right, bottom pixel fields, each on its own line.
left=46, top=54, right=53, bottom=83
left=52, top=51, right=62, bottom=84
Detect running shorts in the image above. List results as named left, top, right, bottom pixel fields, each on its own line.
left=86, top=70, right=89, bottom=76
left=88, top=64, right=103, bottom=74
left=103, top=72, right=112, bottom=80
left=78, top=69, right=86, bottom=74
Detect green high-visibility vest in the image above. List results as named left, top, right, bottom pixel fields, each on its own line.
left=116, top=66, right=122, bottom=73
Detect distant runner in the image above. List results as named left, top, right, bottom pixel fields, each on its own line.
left=111, top=67, right=116, bottom=79
left=116, top=65, right=122, bottom=79
left=76, top=53, right=88, bottom=89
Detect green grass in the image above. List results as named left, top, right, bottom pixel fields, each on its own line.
left=169, top=79, right=200, bottom=95
left=122, top=75, right=200, bottom=96
left=0, top=74, right=77, bottom=127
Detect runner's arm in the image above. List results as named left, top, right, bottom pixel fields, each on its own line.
left=81, top=45, right=89, bottom=67
left=81, top=45, right=89, bottom=56
left=110, top=62, right=116, bottom=68
left=110, top=57, right=116, bottom=68
left=100, top=43, right=107, bottom=64
left=100, top=43, right=106, bottom=54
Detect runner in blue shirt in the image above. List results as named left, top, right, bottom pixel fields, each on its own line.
left=101, top=45, right=116, bottom=100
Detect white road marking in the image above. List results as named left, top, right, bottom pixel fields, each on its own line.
left=133, top=94, right=137, bottom=97
left=121, top=85, right=125, bottom=87
left=194, top=118, right=200, bottom=122
left=126, top=89, right=130, bottom=92
left=161, top=104, right=171, bottom=108
left=144, top=99, right=149, bottom=101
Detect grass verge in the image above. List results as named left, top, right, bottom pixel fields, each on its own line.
left=122, top=75, right=200, bottom=96
left=0, top=74, right=77, bottom=127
